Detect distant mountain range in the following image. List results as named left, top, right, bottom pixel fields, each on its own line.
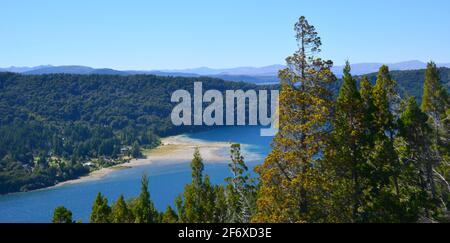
left=332, top=60, right=450, bottom=77
left=1, top=61, right=450, bottom=84
left=139, top=61, right=450, bottom=77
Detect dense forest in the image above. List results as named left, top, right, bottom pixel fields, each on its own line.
left=362, top=68, right=450, bottom=104
left=53, top=16, right=449, bottom=223
left=0, top=73, right=268, bottom=194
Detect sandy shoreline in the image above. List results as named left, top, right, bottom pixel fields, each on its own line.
left=54, top=135, right=232, bottom=187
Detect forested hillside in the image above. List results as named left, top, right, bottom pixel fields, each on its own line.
left=362, top=68, right=450, bottom=103
left=0, top=73, right=266, bottom=194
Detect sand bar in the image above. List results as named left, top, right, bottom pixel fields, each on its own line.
left=54, top=135, right=232, bottom=187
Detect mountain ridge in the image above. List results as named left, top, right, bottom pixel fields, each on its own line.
left=1, top=61, right=450, bottom=84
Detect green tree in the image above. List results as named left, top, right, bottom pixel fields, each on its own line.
left=255, top=16, right=337, bottom=223
left=174, top=195, right=186, bottom=223
left=421, top=62, right=449, bottom=119
left=359, top=76, right=377, bottom=148
left=191, top=148, right=204, bottom=187
left=133, top=174, right=158, bottom=223
left=179, top=148, right=205, bottom=222
left=367, top=65, right=411, bottom=222
left=176, top=148, right=218, bottom=223
left=213, top=185, right=229, bottom=223
left=131, top=141, right=142, bottom=159
left=326, top=62, right=366, bottom=222
left=161, top=206, right=178, bottom=223
left=201, top=175, right=216, bottom=223
left=226, top=144, right=256, bottom=223
left=397, top=97, right=440, bottom=219
left=420, top=62, right=450, bottom=213
left=52, top=206, right=73, bottom=223
left=111, top=195, right=133, bottom=223
left=90, top=192, right=111, bottom=223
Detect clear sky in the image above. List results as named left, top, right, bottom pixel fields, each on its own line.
left=1, top=0, right=449, bottom=70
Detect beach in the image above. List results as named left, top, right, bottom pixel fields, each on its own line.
left=55, top=135, right=232, bottom=187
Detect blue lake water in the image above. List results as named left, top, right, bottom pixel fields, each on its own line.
left=0, top=126, right=272, bottom=223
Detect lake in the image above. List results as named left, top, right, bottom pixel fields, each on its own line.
left=0, top=126, right=272, bottom=223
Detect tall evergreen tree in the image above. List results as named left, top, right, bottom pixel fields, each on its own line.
left=134, top=174, right=158, bottom=223
left=397, top=97, right=440, bottom=219
left=327, top=62, right=366, bottom=222
left=359, top=76, right=376, bottom=148
left=255, top=16, right=336, bottom=223
left=202, top=175, right=217, bottom=223
left=368, top=65, right=412, bottom=222
left=177, top=148, right=209, bottom=223
left=213, top=185, right=229, bottom=223
left=421, top=62, right=450, bottom=212
left=372, top=65, right=398, bottom=134
left=226, top=144, right=256, bottom=223
left=111, top=195, right=133, bottom=223
left=90, top=192, right=111, bottom=223
left=421, top=62, right=449, bottom=119
left=191, top=148, right=204, bottom=188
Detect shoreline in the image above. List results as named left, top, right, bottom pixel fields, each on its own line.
left=52, top=135, right=232, bottom=188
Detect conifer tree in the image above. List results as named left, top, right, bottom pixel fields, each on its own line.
left=90, top=192, right=111, bottom=223
left=111, top=195, right=133, bottom=223
left=327, top=62, right=366, bottom=222
left=177, top=148, right=212, bottom=223
left=421, top=62, right=449, bottom=120
left=359, top=76, right=376, bottom=148
left=213, top=185, right=229, bottom=223
left=202, top=175, right=217, bottom=223
left=161, top=206, right=178, bottom=223
left=191, top=148, right=204, bottom=188
left=368, top=65, right=408, bottom=222
left=134, top=174, right=158, bottom=223
left=226, top=144, right=256, bottom=223
left=255, top=16, right=336, bottom=223
left=182, top=148, right=205, bottom=222
left=174, top=195, right=186, bottom=223
left=421, top=62, right=450, bottom=212
left=52, top=206, right=73, bottom=223
left=397, top=97, right=440, bottom=219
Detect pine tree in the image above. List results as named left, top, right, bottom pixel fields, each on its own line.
left=226, top=144, right=256, bottom=223
left=367, top=65, right=408, bottom=222
left=359, top=76, right=376, bottom=148
left=161, top=206, right=178, bottom=223
left=111, top=195, right=133, bottom=223
left=213, top=185, right=229, bottom=223
left=397, top=97, right=440, bottom=219
left=191, top=148, right=204, bottom=188
left=326, top=62, right=366, bottom=222
left=90, top=192, right=111, bottom=223
left=421, top=62, right=449, bottom=119
left=421, top=62, right=450, bottom=213
left=134, top=174, right=158, bottom=223
left=175, top=148, right=222, bottom=223
left=174, top=195, right=186, bottom=223
left=177, top=148, right=206, bottom=223
left=202, top=175, right=217, bottom=223
left=372, top=65, right=398, bottom=134
left=52, top=206, right=73, bottom=223
left=255, top=16, right=336, bottom=223
left=183, top=148, right=204, bottom=222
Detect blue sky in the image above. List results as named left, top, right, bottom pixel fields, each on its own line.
left=1, top=0, right=449, bottom=69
